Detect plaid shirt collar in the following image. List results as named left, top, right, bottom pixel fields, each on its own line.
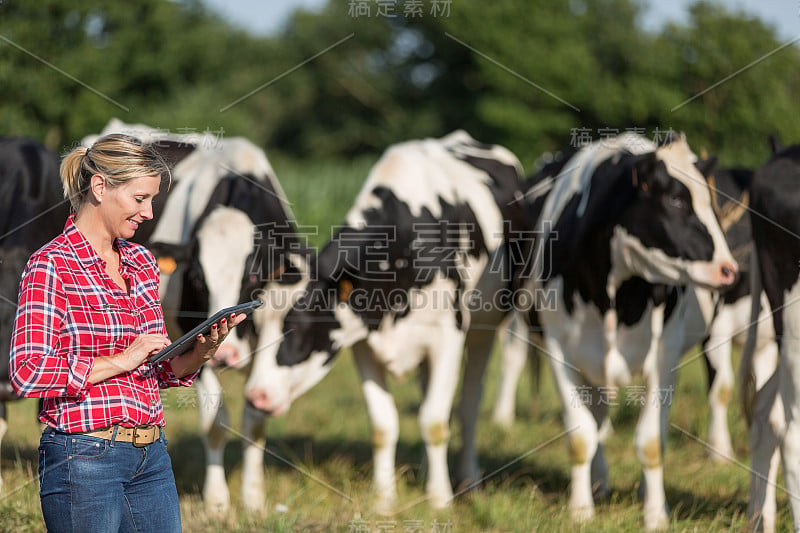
left=63, top=214, right=145, bottom=273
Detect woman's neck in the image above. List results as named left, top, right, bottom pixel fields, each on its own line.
left=73, top=209, right=116, bottom=260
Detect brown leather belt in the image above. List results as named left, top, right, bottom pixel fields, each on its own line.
left=82, top=425, right=161, bottom=447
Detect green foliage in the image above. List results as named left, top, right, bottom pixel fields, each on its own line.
left=1, top=0, right=797, bottom=168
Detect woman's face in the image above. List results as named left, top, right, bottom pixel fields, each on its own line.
left=101, top=174, right=161, bottom=240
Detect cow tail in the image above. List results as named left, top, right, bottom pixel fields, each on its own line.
left=739, top=250, right=762, bottom=427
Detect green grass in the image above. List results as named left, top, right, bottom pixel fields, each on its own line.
left=0, top=344, right=793, bottom=532
left=270, top=154, right=379, bottom=247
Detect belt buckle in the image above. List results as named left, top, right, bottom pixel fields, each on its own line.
left=132, top=425, right=156, bottom=448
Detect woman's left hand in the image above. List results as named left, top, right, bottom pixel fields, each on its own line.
left=194, top=312, right=248, bottom=362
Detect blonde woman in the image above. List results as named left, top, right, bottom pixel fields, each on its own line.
left=9, top=134, right=245, bottom=532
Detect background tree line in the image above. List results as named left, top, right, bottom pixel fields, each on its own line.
left=1, top=0, right=798, bottom=171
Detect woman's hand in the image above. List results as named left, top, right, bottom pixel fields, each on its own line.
left=117, top=334, right=170, bottom=372
left=89, top=334, right=168, bottom=384
left=196, top=312, right=247, bottom=361
left=170, top=312, right=247, bottom=377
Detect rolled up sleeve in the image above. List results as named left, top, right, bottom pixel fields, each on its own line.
left=10, top=257, right=95, bottom=400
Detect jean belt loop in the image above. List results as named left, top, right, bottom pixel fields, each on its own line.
left=110, top=425, right=119, bottom=446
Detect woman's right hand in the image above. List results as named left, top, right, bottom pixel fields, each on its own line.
left=115, top=334, right=169, bottom=372
left=88, top=334, right=168, bottom=385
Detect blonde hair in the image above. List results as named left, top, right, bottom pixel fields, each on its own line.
left=60, top=133, right=171, bottom=213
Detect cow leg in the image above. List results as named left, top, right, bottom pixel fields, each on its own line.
left=418, top=330, right=465, bottom=509
left=546, top=338, right=598, bottom=523
left=635, top=307, right=670, bottom=531
left=778, top=287, right=800, bottom=533
left=703, top=320, right=735, bottom=463
left=197, top=370, right=232, bottom=514
left=456, top=329, right=495, bottom=489
left=491, top=315, right=528, bottom=427
left=588, top=391, right=611, bottom=501
left=747, top=368, right=781, bottom=533
left=743, top=330, right=781, bottom=532
left=352, top=341, right=399, bottom=514
left=240, top=401, right=267, bottom=511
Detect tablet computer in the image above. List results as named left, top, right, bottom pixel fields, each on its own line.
left=150, top=299, right=264, bottom=365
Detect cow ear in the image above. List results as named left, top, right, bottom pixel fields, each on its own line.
left=338, top=278, right=354, bottom=303
left=695, top=155, right=718, bottom=179
left=660, top=130, right=684, bottom=146
left=149, top=241, right=195, bottom=264
left=769, top=135, right=784, bottom=154
left=630, top=152, right=658, bottom=192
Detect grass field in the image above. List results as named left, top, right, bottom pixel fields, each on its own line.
left=0, top=343, right=793, bottom=532
left=0, top=157, right=793, bottom=531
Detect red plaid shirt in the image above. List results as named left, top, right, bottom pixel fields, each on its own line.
left=9, top=215, right=196, bottom=432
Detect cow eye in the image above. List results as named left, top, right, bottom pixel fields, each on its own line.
left=667, top=194, right=688, bottom=210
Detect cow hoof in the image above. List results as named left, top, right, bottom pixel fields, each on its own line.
left=491, top=410, right=515, bottom=429
left=570, top=504, right=594, bottom=524
left=707, top=438, right=734, bottom=464
left=242, top=486, right=264, bottom=512
left=203, top=489, right=230, bottom=515
left=428, top=493, right=453, bottom=510
left=643, top=508, right=669, bottom=531
left=204, top=499, right=229, bottom=516
left=374, top=495, right=396, bottom=516
left=454, top=476, right=482, bottom=496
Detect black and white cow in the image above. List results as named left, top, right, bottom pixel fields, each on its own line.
left=83, top=120, right=312, bottom=513
left=244, top=131, right=527, bottom=512
left=519, top=132, right=737, bottom=529
left=740, top=141, right=800, bottom=533
left=0, top=136, right=71, bottom=492
left=492, top=164, right=777, bottom=467
left=697, top=166, right=776, bottom=462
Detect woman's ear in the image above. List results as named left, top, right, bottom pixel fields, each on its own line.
left=89, top=173, right=106, bottom=203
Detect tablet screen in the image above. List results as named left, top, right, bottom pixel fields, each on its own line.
left=149, top=299, right=263, bottom=364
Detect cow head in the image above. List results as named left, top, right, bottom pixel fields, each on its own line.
left=608, top=136, right=738, bottom=290
left=245, top=230, right=371, bottom=415
left=150, top=207, right=258, bottom=367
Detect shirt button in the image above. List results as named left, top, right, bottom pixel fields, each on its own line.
left=150, top=398, right=156, bottom=405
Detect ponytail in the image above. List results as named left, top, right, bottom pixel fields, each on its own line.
left=60, top=134, right=170, bottom=213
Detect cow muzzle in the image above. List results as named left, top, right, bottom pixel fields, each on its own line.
left=245, top=388, right=289, bottom=416
left=208, top=344, right=243, bottom=368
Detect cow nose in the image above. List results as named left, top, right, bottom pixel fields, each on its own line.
left=210, top=345, right=241, bottom=368
left=245, top=389, right=272, bottom=412
left=720, top=261, right=738, bottom=286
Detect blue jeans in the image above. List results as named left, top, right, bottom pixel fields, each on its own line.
left=38, top=427, right=181, bottom=533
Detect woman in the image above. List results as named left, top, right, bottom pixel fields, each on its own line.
left=9, top=133, right=245, bottom=532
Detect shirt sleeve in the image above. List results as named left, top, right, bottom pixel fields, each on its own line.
left=9, top=255, right=95, bottom=400
left=154, top=361, right=199, bottom=388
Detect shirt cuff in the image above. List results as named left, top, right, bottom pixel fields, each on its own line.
left=157, top=361, right=198, bottom=388
left=66, top=356, right=95, bottom=400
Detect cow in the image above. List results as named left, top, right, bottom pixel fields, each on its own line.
left=491, top=164, right=777, bottom=467
left=0, top=136, right=71, bottom=492
left=81, top=119, right=313, bottom=513
left=518, top=132, right=737, bottom=530
left=699, top=166, right=776, bottom=462
left=242, top=130, right=527, bottom=512
left=740, top=141, right=800, bottom=533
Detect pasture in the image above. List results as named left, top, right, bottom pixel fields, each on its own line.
left=0, top=339, right=782, bottom=532
left=0, top=157, right=788, bottom=532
